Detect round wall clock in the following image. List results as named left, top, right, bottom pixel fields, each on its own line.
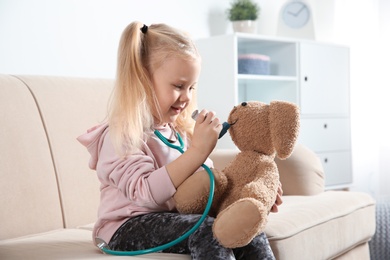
left=282, top=1, right=311, bottom=29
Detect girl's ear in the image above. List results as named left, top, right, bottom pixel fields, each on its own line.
left=269, top=101, right=300, bottom=159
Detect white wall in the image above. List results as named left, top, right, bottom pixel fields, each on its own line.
left=1, top=0, right=389, bottom=197
left=333, top=0, right=390, bottom=197
left=0, top=0, right=231, bottom=77
left=0, top=0, right=341, bottom=77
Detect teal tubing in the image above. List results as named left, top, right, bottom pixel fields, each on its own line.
left=99, top=130, right=215, bottom=256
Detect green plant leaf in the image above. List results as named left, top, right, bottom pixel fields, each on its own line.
left=227, top=0, right=260, bottom=21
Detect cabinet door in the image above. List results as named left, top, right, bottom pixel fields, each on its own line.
left=300, top=43, right=350, bottom=116
left=196, top=35, right=238, bottom=149
left=317, top=151, right=353, bottom=186
left=298, top=118, right=351, bottom=152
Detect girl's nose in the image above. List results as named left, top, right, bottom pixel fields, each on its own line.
left=180, top=89, right=192, bottom=102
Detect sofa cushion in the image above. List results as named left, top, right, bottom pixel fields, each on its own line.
left=0, top=75, right=63, bottom=239
left=265, top=191, right=376, bottom=260
left=0, top=229, right=190, bottom=260
left=15, top=75, right=114, bottom=228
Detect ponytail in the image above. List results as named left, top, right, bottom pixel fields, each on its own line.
left=109, top=21, right=199, bottom=156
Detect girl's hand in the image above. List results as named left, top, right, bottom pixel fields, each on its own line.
left=166, top=109, right=222, bottom=188
left=270, top=182, right=283, bottom=213
left=191, top=109, right=222, bottom=158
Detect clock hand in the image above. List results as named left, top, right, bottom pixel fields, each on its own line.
left=295, top=6, right=306, bottom=15
left=287, top=11, right=297, bottom=16
left=288, top=6, right=306, bottom=17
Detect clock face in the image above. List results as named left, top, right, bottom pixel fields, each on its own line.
left=282, top=2, right=310, bottom=29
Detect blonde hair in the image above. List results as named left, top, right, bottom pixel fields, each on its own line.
left=109, top=21, right=200, bottom=155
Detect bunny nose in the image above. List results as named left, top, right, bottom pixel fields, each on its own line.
left=241, top=102, right=247, bottom=106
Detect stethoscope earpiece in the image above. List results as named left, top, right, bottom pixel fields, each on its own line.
left=191, top=110, right=230, bottom=139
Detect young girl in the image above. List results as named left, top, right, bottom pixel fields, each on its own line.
left=78, top=21, right=281, bottom=260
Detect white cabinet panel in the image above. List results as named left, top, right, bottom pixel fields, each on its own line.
left=298, top=118, right=351, bottom=152
left=317, top=151, right=353, bottom=186
left=300, top=42, right=350, bottom=116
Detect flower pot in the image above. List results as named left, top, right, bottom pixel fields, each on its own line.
left=232, top=20, right=257, bottom=34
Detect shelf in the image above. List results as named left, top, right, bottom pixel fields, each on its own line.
left=237, top=74, right=297, bottom=82
left=195, top=34, right=351, bottom=188
left=235, top=33, right=297, bottom=45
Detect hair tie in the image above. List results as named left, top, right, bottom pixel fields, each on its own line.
left=140, top=24, right=148, bottom=34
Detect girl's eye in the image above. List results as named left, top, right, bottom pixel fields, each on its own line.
left=174, top=84, right=183, bottom=89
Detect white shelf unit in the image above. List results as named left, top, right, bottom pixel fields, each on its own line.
left=195, top=33, right=352, bottom=189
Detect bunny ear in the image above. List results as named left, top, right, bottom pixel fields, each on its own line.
left=269, top=101, right=300, bottom=159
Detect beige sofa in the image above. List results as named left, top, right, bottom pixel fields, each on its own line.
left=0, top=75, right=376, bottom=260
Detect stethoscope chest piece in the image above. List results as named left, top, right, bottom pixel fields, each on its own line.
left=95, top=237, right=111, bottom=253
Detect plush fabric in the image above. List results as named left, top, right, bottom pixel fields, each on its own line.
left=210, top=143, right=324, bottom=197
left=175, top=101, right=300, bottom=248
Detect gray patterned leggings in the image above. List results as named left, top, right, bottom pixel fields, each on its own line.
left=108, top=212, right=275, bottom=260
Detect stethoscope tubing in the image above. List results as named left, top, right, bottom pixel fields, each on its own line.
left=98, top=129, right=215, bottom=256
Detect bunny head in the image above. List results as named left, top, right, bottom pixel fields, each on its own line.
left=227, top=101, right=300, bottom=159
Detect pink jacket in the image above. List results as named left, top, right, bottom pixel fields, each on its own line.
left=77, top=123, right=213, bottom=244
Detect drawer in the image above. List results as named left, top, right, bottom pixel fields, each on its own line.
left=298, top=118, right=351, bottom=152
left=317, top=151, right=353, bottom=187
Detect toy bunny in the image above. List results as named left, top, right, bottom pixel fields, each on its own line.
left=174, top=100, right=300, bottom=248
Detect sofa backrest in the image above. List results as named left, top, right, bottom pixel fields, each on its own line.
left=0, top=75, right=114, bottom=239
left=0, top=75, right=63, bottom=239
left=17, top=75, right=114, bottom=229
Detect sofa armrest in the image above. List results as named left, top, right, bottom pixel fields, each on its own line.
left=275, top=143, right=324, bottom=195
left=209, top=143, right=324, bottom=196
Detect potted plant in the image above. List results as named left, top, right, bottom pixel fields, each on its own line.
left=227, top=0, right=260, bottom=33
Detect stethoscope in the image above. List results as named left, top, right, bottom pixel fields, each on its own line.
left=96, top=129, right=216, bottom=256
